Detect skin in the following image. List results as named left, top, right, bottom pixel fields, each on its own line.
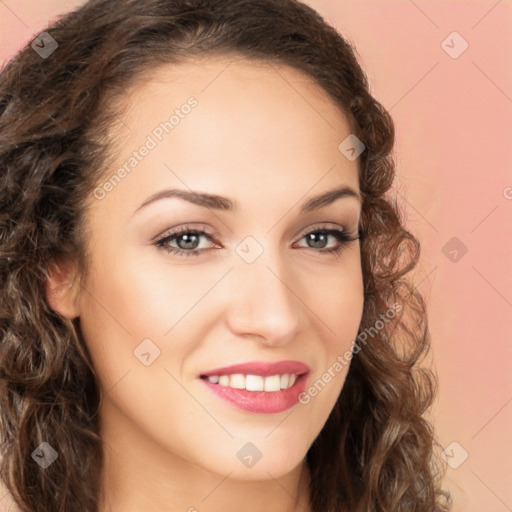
left=46, top=55, right=364, bottom=512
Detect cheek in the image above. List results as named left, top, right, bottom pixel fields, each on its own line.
left=81, top=246, right=210, bottom=337
left=334, top=255, right=364, bottom=333
left=77, top=255, right=204, bottom=441
left=77, top=243, right=230, bottom=400
left=303, top=252, right=364, bottom=347
left=289, top=254, right=363, bottom=415
left=75, top=252, right=176, bottom=388
left=324, top=287, right=364, bottom=353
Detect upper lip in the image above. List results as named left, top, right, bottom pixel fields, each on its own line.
left=200, top=360, right=311, bottom=377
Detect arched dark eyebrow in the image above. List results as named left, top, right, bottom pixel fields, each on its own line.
left=132, top=185, right=361, bottom=217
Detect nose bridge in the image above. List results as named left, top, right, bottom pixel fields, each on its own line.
left=226, top=243, right=308, bottom=343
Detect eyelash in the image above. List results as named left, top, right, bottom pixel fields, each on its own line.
left=154, top=224, right=359, bottom=258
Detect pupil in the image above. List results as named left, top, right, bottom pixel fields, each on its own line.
left=309, top=232, right=327, bottom=248
left=179, top=234, right=199, bottom=250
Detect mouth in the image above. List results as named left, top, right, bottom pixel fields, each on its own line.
left=198, top=360, right=310, bottom=414
left=199, top=372, right=303, bottom=391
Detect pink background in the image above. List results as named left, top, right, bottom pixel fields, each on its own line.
left=1, top=1, right=511, bottom=511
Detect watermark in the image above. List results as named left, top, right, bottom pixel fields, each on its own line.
left=31, top=32, right=58, bottom=59
left=298, top=302, right=402, bottom=404
left=93, top=96, right=198, bottom=200
left=236, top=442, right=262, bottom=468
left=441, top=31, right=469, bottom=60
left=441, top=236, right=468, bottom=263
left=31, top=442, right=58, bottom=469
left=133, top=338, right=161, bottom=366
left=338, top=134, right=365, bottom=161
left=235, top=235, right=264, bottom=264
left=441, top=441, right=469, bottom=469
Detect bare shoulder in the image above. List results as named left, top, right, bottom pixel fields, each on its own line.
left=0, top=483, right=21, bottom=512
left=0, top=456, right=21, bottom=512
left=0, top=500, right=21, bottom=512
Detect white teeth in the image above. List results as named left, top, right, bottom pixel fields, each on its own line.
left=229, top=373, right=245, bottom=389
left=245, top=375, right=264, bottom=391
left=204, top=373, right=300, bottom=391
left=264, top=375, right=281, bottom=392
left=218, top=375, right=230, bottom=386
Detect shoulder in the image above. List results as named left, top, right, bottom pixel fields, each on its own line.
left=0, top=482, right=21, bottom=512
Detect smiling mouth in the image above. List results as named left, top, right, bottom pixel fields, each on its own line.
left=199, top=372, right=304, bottom=392
left=199, top=370, right=309, bottom=414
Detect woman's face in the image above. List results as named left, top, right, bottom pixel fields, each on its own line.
left=67, top=56, right=364, bottom=483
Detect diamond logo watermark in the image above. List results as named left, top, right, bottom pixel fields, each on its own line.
left=236, top=442, right=262, bottom=468
left=32, top=442, right=58, bottom=469
left=338, top=134, right=365, bottom=161
left=31, top=32, right=58, bottom=59
left=133, top=338, right=161, bottom=366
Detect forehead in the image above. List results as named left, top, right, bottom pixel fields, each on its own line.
left=112, top=54, right=354, bottom=149
left=91, top=55, right=360, bottom=219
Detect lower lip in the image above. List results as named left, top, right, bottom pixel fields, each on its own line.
left=200, top=374, right=309, bottom=414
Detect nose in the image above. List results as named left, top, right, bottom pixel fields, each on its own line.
left=225, top=252, right=309, bottom=347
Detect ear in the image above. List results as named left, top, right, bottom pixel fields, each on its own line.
left=44, top=258, right=81, bottom=319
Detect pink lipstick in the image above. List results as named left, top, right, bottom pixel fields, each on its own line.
left=199, top=360, right=310, bottom=414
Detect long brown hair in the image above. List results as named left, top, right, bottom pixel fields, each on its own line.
left=0, top=1, right=452, bottom=510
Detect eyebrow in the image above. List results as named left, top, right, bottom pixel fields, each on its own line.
left=133, top=184, right=361, bottom=216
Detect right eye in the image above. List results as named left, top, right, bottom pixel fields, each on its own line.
left=155, top=227, right=220, bottom=257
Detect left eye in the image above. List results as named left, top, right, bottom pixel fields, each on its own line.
left=155, top=226, right=358, bottom=257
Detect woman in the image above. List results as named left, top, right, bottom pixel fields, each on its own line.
left=0, top=0, right=452, bottom=511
